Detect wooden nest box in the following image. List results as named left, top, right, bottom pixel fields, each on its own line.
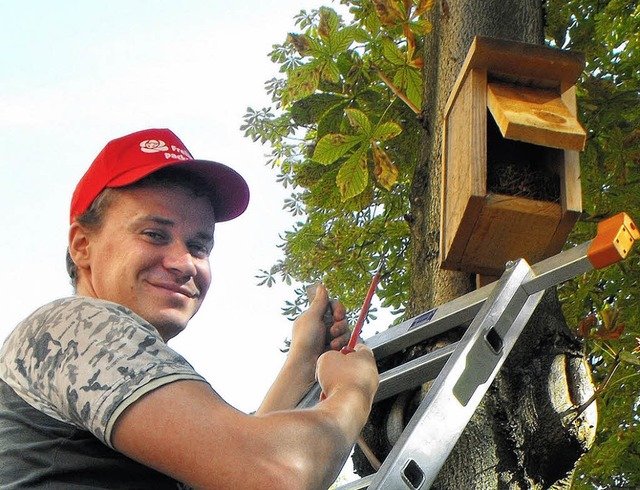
left=440, top=36, right=586, bottom=277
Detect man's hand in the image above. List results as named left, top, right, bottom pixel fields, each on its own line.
left=290, top=284, right=351, bottom=363
left=316, top=344, right=380, bottom=428
left=316, top=342, right=379, bottom=420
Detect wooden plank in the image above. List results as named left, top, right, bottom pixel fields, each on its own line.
left=444, top=36, right=585, bottom=117
left=459, top=195, right=562, bottom=276
left=487, top=82, right=586, bottom=151
left=560, top=149, right=582, bottom=213
left=543, top=148, right=582, bottom=256
left=560, top=80, right=579, bottom=116
left=542, top=150, right=581, bottom=257
left=544, top=208, right=581, bottom=258
left=476, top=274, right=500, bottom=287
left=441, top=69, right=487, bottom=269
left=465, top=36, right=584, bottom=85
left=441, top=196, right=485, bottom=270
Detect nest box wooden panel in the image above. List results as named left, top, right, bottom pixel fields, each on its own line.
left=440, top=36, right=586, bottom=276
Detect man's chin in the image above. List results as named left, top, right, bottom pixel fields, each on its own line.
left=146, top=311, right=192, bottom=342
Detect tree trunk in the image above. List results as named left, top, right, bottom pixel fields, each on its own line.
left=353, top=0, right=597, bottom=487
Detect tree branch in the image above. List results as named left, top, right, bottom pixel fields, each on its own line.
left=372, top=65, right=421, bottom=114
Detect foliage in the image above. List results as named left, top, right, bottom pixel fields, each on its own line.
left=547, top=0, right=640, bottom=486
left=242, top=1, right=432, bottom=318
left=243, top=0, right=640, bottom=485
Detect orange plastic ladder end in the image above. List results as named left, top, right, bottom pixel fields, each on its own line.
left=587, top=212, right=639, bottom=269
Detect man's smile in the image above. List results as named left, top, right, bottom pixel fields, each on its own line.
left=146, top=279, right=199, bottom=300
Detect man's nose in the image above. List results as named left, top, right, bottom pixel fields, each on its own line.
left=164, top=243, right=197, bottom=279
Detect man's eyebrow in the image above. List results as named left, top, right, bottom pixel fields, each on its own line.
left=131, top=215, right=175, bottom=228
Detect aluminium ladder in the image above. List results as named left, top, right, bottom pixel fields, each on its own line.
left=298, top=212, right=639, bottom=490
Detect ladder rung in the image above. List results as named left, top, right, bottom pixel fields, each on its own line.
left=298, top=341, right=458, bottom=408
left=374, top=343, right=456, bottom=403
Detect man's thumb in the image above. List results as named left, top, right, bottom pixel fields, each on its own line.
left=306, top=283, right=329, bottom=313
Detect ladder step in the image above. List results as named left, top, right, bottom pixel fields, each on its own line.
left=298, top=343, right=457, bottom=408
left=374, top=343, right=456, bottom=403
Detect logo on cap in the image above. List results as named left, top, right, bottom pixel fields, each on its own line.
left=140, top=139, right=169, bottom=153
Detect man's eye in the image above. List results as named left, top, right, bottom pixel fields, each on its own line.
left=189, top=243, right=211, bottom=258
left=143, top=230, right=167, bottom=242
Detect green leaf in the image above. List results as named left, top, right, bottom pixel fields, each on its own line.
left=381, top=37, right=406, bottom=65
left=405, top=66, right=423, bottom=108
left=320, top=59, right=341, bottom=83
left=313, top=133, right=362, bottom=165
left=328, top=25, right=358, bottom=54
left=619, top=350, right=640, bottom=366
left=336, top=148, right=369, bottom=200
left=373, top=121, right=402, bottom=141
left=285, top=64, right=319, bottom=104
left=318, top=6, right=339, bottom=39
left=361, top=5, right=382, bottom=34
left=411, top=18, right=433, bottom=35
left=345, top=108, right=372, bottom=134
left=394, top=65, right=423, bottom=109
left=318, top=102, right=350, bottom=135
left=352, top=27, right=371, bottom=43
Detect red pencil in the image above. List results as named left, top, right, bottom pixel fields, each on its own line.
left=341, top=259, right=384, bottom=354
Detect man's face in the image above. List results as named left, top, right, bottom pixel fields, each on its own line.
left=75, top=184, right=215, bottom=341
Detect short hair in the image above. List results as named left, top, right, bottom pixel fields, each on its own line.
left=66, top=167, right=216, bottom=287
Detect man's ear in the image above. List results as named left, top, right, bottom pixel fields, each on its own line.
left=68, top=222, right=92, bottom=270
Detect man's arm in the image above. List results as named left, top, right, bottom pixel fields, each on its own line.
left=257, top=284, right=350, bottom=414
left=112, top=343, right=378, bottom=490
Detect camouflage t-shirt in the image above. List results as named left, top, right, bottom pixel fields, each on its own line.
left=0, top=296, right=206, bottom=489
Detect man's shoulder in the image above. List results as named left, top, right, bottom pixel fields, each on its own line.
left=23, top=297, right=151, bottom=332
left=1, top=296, right=158, bottom=369
left=34, top=296, right=141, bottom=318
left=0, top=295, right=191, bottom=444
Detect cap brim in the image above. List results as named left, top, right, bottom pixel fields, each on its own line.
left=176, top=159, right=250, bottom=223
left=108, top=159, right=250, bottom=223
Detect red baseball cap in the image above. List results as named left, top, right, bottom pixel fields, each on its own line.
left=70, top=128, right=250, bottom=223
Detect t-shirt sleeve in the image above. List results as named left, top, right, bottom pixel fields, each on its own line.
left=0, top=297, right=207, bottom=449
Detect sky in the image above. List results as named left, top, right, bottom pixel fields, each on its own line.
left=0, top=0, right=372, bottom=415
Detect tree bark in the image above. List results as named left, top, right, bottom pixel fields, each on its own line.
left=353, top=0, right=597, bottom=487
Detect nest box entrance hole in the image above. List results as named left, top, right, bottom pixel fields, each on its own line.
left=486, top=111, right=563, bottom=204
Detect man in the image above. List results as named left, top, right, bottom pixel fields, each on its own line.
left=0, top=128, right=379, bottom=489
